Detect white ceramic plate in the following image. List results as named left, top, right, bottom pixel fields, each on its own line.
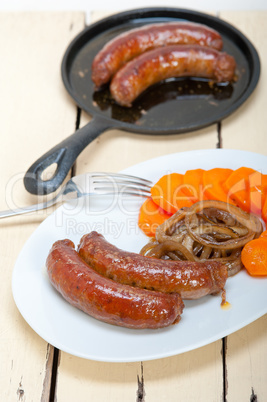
left=12, top=149, right=267, bottom=362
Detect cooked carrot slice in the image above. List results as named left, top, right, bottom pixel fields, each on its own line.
left=138, top=197, right=172, bottom=237
left=182, top=169, right=205, bottom=202
left=223, top=167, right=257, bottom=213
left=259, top=230, right=267, bottom=239
left=241, top=238, right=267, bottom=276
left=250, top=190, right=264, bottom=216
left=262, top=196, right=267, bottom=224
left=151, top=173, right=193, bottom=214
left=249, top=172, right=267, bottom=215
left=203, top=168, right=234, bottom=203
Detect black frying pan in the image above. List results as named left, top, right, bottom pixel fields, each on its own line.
left=24, top=7, right=260, bottom=195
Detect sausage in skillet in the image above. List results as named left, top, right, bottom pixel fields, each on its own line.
left=91, top=22, right=223, bottom=87
left=110, top=44, right=236, bottom=106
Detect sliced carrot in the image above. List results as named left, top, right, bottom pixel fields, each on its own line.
left=151, top=173, right=193, bottom=214
left=259, top=230, right=267, bottom=239
left=203, top=168, right=234, bottom=203
left=262, top=196, right=267, bottom=224
left=249, top=171, right=267, bottom=188
left=182, top=169, right=205, bottom=202
left=250, top=190, right=264, bottom=216
left=241, top=238, right=267, bottom=276
left=138, top=197, right=172, bottom=237
left=249, top=172, right=267, bottom=215
left=223, top=167, right=257, bottom=213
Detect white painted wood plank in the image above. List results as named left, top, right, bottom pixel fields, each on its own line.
left=0, top=11, right=85, bottom=401
left=143, top=343, right=224, bottom=402
left=219, top=10, right=267, bottom=156
left=225, top=315, right=267, bottom=401
left=57, top=354, right=143, bottom=402
left=0, top=11, right=85, bottom=212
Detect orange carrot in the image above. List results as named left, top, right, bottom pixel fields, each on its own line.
left=259, top=230, right=267, bottom=239
left=223, top=167, right=257, bottom=213
left=241, top=238, right=267, bottom=276
left=138, top=197, right=172, bottom=237
left=262, top=197, right=267, bottom=224
left=249, top=172, right=267, bottom=215
left=182, top=169, right=205, bottom=202
left=203, top=168, right=234, bottom=203
left=151, top=173, right=193, bottom=214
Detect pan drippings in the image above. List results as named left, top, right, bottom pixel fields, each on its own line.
left=92, top=78, right=234, bottom=124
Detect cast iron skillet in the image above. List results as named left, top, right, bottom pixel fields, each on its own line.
left=24, top=7, right=260, bottom=195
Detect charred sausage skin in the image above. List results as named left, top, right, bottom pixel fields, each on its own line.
left=46, top=239, right=184, bottom=329
left=110, top=44, right=236, bottom=106
left=92, top=22, right=223, bottom=87
left=78, top=232, right=228, bottom=300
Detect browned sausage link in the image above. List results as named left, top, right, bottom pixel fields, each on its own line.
left=78, top=232, right=228, bottom=300
left=46, top=239, right=184, bottom=329
left=110, top=44, right=236, bottom=107
left=92, top=22, right=223, bottom=87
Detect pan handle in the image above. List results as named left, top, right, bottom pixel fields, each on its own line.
left=24, top=117, right=111, bottom=195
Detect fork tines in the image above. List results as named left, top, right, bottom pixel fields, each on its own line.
left=90, top=172, right=152, bottom=197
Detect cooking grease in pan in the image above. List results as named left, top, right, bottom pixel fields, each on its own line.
left=92, top=78, right=234, bottom=124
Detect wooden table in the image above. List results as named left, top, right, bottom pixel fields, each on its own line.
left=1, top=9, right=266, bottom=402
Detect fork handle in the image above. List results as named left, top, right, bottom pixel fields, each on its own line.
left=0, top=200, right=54, bottom=219
left=24, top=116, right=111, bottom=195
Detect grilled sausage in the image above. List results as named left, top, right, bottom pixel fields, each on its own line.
left=46, top=239, right=184, bottom=329
left=92, top=22, right=223, bottom=87
left=110, top=44, right=236, bottom=106
left=78, top=232, right=228, bottom=299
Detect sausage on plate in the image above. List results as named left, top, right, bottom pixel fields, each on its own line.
left=46, top=239, right=184, bottom=329
left=92, top=21, right=223, bottom=87
left=78, top=231, right=228, bottom=300
left=110, top=44, right=236, bottom=106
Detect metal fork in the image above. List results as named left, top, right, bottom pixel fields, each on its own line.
left=0, top=172, right=152, bottom=219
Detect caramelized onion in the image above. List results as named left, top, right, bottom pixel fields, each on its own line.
left=140, top=200, right=263, bottom=277
left=156, top=208, right=188, bottom=243
left=141, top=240, right=196, bottom=261
left=185, top=200, right=262, bottom=250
